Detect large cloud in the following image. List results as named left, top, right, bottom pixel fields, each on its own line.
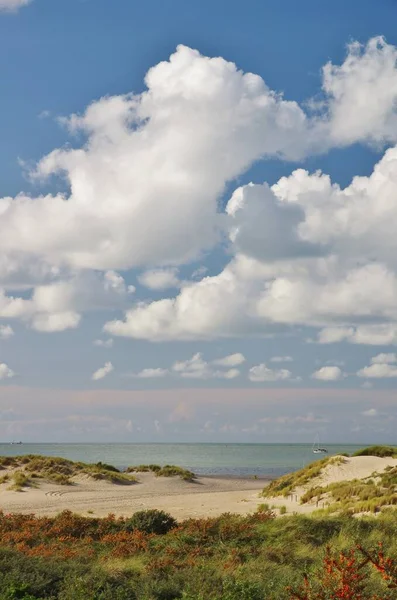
left=105, top=143, right=397, bottom=340
left=3, top=38, right=397, bottom=335
left=0, top=45, right=315, bottom=277
left=323, top=37, right=397, bottom=146
left=0, top=270, right=132, bottom=332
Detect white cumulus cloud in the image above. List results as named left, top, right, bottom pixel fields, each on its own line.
left=0, top=325, right=14, bottom=340
left=138, top=269, right=180, bottom=290
left=370, top=353, right=397, bottom=364
left=357, top=362, right=397, bottom=379
left=0, top=363, right=14, bottom=379
left=93, top=339, right=114, bottom=348
left=270, top=356, right=293, bottom=363
left=249, top=364, right=293, bottom=382
left=212, top=353, right=245, bottom=367
left=311, top=366, right=344, bottom=381
left=134, top=368, right=169, bottom=379
left=92, top=362, right=114, bottom=381
left=3, top=37, right=397, bottom=339
left=362, top=408, right=378, bottom=417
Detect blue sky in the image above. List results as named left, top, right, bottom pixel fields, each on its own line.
left=0, top=0, right=397, bottom=442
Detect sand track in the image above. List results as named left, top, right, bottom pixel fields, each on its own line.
left=0, top=472, right=266, bottom=519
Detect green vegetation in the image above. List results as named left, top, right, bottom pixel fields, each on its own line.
left=300, top=465, right=397, bottom=514
left=8, top=471, right=32, bottom=492
left=126, top=464, right=196, bottom=481
left=0, top=509, right=395, bottom=599
left=353, top=445, right=397, bottom=458
left=125, top=509, right=177, bottom=535
left=262, top=456, right=334, bottom=498
left=263, top=448, right=397, bottom=514
left=0, top=455, right=136, bottom=487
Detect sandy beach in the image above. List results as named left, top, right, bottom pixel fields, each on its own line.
left=0, top=471, right=267, bottom=520
left=0, top=455, right=395, bottom=519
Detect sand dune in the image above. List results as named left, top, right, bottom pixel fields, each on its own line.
left=265, top=456, right=397, bottom=515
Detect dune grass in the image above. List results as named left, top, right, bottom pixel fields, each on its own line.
left=126, top=464, right=196, bottom=481
left=353, top=445, right=397, bottom=458
left=300, top=464, right=397, bottom=514
left=7, top=471, right=32, bottom=492
left=261, top=456, right=340, bottom=498
left=0, top=455, right=136, bottom=487
left=263, top=447, right=397, bottom=505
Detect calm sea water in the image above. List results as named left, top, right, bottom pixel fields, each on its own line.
left=0, top=443, right=366, bottom=478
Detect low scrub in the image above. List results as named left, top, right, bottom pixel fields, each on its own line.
left=301, top=465, right=397, bottom=514
left=0, top=509, right=395, bottom=598
left=353, top=445, right=397, bottom=458
left=126, top=464, right=195, bottom=481
left=0, top=455, right=136, bottom=487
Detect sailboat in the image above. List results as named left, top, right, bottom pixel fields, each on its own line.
left=312, top=434, right=327, bottom=454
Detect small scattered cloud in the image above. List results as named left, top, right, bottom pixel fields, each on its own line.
left=173, top=352, right=208, bottom=379
left=172, top=352, right=243, bottom=379
left=270, top=356, right=293, bottom=363
left=38, top=110, right=51, bottom=120
left=311, top=366, right=344, bottom=382
left=91, top=362, right=114, bottom=381
left=93, top=339, right=114, bottom=348
left=357, top=352, right=397, bottom=378
left=249, top=364, right=294, bottom=382
left=135, top=368, right=168, bottom=379
left=213, top=368, right=240, bottom=379
left=138, top=268, right=180, bottom=291
left=0, top=363, right=15, bottom=380
left=362, top=408, right=378, bottom=417
left=0, top=0, right=31, bottom=12
left=260, top=412, right=328, bottom=425
left=0, top=325, right=14, bottom=340
left=371, top=353, right=397, bottom=364
left=357, top=363, right=397, bottom=378
left=212, top=353, right=245, bottom=367
left=191, top=266, right=208, bottom=280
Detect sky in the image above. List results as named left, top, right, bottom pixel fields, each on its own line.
left=1, top=0, right=397, bottom=443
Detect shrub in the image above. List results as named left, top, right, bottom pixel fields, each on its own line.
left=353, top=445, right=397, bottom=458
left=126, top=464, right=195, bottom=481
left=125, top=510, right=177, bottom=535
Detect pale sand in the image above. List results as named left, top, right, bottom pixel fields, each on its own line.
left=266, top=456, right=397, bottom=515
left=0, top=472, right=266, bottom=520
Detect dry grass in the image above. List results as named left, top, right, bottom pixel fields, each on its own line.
left=301, top=465, right=397, bottom=514
left=0, top=455, right=137, bottom=487
left=126, top=464, right=195, bottom=481
left=262, top=456, right=332, bottom=498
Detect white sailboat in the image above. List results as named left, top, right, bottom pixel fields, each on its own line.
left=312, top=434, right=327, bottom=454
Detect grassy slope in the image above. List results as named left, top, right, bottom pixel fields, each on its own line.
left=262, top=446, right=397, bottom=515
left=0, top=456, right=136, bottom=489
left=0, top=455, right=196, bottom=490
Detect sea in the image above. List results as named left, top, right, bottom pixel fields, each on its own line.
left=0, top=443, right=366, bottom=478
